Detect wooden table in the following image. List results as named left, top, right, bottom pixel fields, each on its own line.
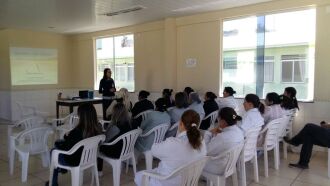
left=56, top=97, right=103, bottom=118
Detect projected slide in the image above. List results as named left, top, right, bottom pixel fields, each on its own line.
left=10, top=47, right=58, bottom=85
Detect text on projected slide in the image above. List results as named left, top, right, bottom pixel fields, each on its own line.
left=10, top=47, right=58, bottom=85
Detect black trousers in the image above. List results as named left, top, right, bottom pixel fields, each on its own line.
left=290, top=123, right=330, bottom=166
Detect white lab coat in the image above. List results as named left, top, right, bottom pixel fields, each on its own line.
left=238, top=108, right=264, bottom=135
left=188, top=102, right=205, bottom=120
left=263, top=104, right=284, bottom=124
left=135, top=131, right=207, bottom=186
left=216, top=96, right=238, bottom=112
left=203, top=125, right=244, bottom=175
left=168, top=107, right=188, bottom=124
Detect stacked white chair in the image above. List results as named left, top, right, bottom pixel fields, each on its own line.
left=98, top=128, right=142, bottom=186
left=133, top=110, right=153, bottom=121
left=257, top=118, right=283, bottom=177
left=52, top=113, right=79, bottom=139
left=7, top=116, right=44, bottom=157
left=238, top=127, right=261, bottom=186
left=49, top=135, right=105, bottom=186
left=202, top=142, right=244, bottom=186
left=15, top=101, right=48, bottom=121
left=201, top=110, right=219, bottom=130
left=142, top=156, right=208, bottom=186
left=9, top=127, right=53, bottom=182
left=139, top=123, right=170, bottom=170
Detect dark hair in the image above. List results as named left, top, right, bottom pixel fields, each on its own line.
left=280, top=95, right=298, bottom=110
left=162, top=89, right=173, bottom=98
left=181, top=110, right=202, bottom=150
left=139, top=90, right=150, bottom=99
left=284, top=87, right=299, bottom=109
left=175, top=92, right=189, bottom=108
left=184, top=87, right=194, bottom=97
left=155, top=98, right=167, bottom=112
left=111, top=102, right=131, bottom=128
left=219, top=107, right=242, bottom=126
left=205, top=92, right=217, bottom=100
left=245, top=94, right=265, bottom=114
left=224, top=87, right=236, bottom=96
left=77, top=103, right=102, bottom=138
left=103, top=68, right=111, bottom=80
left=266, top=92, right=281, bottom=105
left=189, top=92, right=201, bottom=104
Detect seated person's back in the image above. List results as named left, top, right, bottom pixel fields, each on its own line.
left=131, top=90, right=154, bottom=126
left=200, top=92, right=219, bottom=130
left=188, top=92, right=205, bottom=121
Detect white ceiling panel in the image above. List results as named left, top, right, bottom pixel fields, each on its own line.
left=0, top=0, right=275, bottom=34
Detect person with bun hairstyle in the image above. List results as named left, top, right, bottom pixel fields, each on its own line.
left=216, top=86, right=238, bottom=112
left=203, top=107, right=244, bottom=175
left=238, top=94, right=265, bottom=134
left=280, top=87, right=299, bottom=111
left=183, top=87, right=194, bottom=97
left=200, top=92, right=219, bottom=130
left=131, top=90, right=154, bottom=118
left=263, top=92, right=284, bottom=124
left=134, top=110, right=206, bottom=186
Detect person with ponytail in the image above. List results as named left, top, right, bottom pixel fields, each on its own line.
left=280, top=87, right=299, bottom=111
left=203, top=107, right=244, bottom=175
left=238, top=94, right=265, bottom=134
left=263, top=92, right=284, bottom=124
left=216, top=86, right=239, bottom=112
left=134, top=110, right=206, bottom=186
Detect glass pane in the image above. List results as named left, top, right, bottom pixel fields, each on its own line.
left=114, top=34, right=134, bottom=92
left=294, top=61, right=305, bottom=82
left=282, top=62, right=293, bottom=82
left=222, top=16, right=257, bottom=97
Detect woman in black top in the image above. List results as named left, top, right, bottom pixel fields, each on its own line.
left=131, top=90, right=154, bottom=118
left=47, top=104, right=103, bottom=186
left=98, top=103, right=133, bottom=172
left=200, top=92, right=219, bottom=130
left=99, top=68, right=116, bottom=120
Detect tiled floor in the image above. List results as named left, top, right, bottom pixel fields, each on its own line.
left=1, top=123, right=329, bottom=186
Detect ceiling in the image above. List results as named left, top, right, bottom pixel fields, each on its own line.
left=0, top=0, right=275, bottom=34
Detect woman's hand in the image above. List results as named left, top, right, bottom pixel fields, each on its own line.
left=210, top=127, right=222, bottom=135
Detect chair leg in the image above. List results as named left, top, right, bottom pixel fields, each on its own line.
left=144, top=152, right=153, bottom=170
left=49, top=163, right=55, bottom=186
left=41, top=152, right=49, bottom=167
left=21, top=153, right=29, bottom=182
left=232, top=170, right=238, bottom=186
left=283, top=142, right=288, bottom=159
left=9, top=148, right=15, bottom=175
left=79, top=170, right=83, bottom=186
left=93, top=165, right=100, bottom=186
left=253, top=152, right=259, bottom=182
left=112, top=161, right=122, bottom=186
left=132, top=155, right=137, bottom=176
left=274, top=144, right=279, bottom=170
left=71, top=168, right=80, bottom=186
left=240, top=159, right=247, bottom=186
left=264, top=149, right=268, bottom=177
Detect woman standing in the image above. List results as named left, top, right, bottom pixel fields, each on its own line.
left=99, top=68, right=116, bottom=120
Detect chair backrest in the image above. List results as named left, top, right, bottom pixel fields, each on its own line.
left=242, top=127, right=261, bottom=162
left=285, top=109, right=296, bottom=131
left=16, top=127, right=53, bottom=154
left=166, top=157, right=208, bottom=186
left=134, top=110, right=153, bottom=120
left=166, top=121, right=180, bottom=138
left=141, top=123, right=169, bottom=144
left=210, top=142, right=244, bottom=178
left=69, top=135, right=105, bottom=168
left=202, top=110, right=218, bottom=129
left=278, top=115, right=290, bottom=138
left=15, top=116, right=43, bottom=130
left=263, top=118, right=283, bottom=150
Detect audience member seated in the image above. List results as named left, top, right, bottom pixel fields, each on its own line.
left=280, top=87, right=299, bottom=112
left=188, top=92, right=205, bottom=122
left=284, top=122, right=330, bottom=169
left=203, top=107, right=244, bottom=175
left=131, top=90, right=155, bottom=126
left=216, top=86, right=238, bottom=112
left=135, top=99, right=171, bottom=153
left=238, top=94, right=265, bottom=135
left=183, top=86, right=194, bottom=97
left=46, top=103, right=103, bottom=186
left=134, top=110, right=206, bottom=186
left=263, top=92, right=284, bottom=124
left=168, top=92, right=189, bottom=124
left=97, top=103, right=134, bottom=174
left=106, top=88, right=132, bottom=120
left=200, top=92, right=219, bottom=130
left=156, top=89, right=175, bottom=110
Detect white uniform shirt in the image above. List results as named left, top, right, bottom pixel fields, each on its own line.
left=135, top=131, right=207, bottom=186
left=263, top=104, right=284, bottom=124
left=238, top=108, right=264, bottom=134
left=203, top=125, right=244, bottom=174
left=188, top=102, right=205, bottom=120
left=216, top=96, right=238, bottom=112
left=168, top=107, right=188, bottom=124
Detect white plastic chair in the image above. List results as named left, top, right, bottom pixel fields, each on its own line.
left=15, top=101, right=48, bottom=121
left=285, top=109, right=297, bottom=138
left=277, top=115, right=292, bottom=160
left=49, top=135, right=105, bottom=186
left=8, top=116, right=44, bottom=157
left=139, top=123, right=170, bottom=170
left=201, top=110, right=218, bottom=130
left=238, top=127, right=261, bottom=186
left=9, top=127, right=53, bottom=182
left=133, top=110, right=153, bottom=121
left=98, top=128, right=142, bottom=186
left=257, top=118, right=283, bottom=177
left=52, top=113, right=79, bottom=139
left=142, top=156, right=208, bottom=186
left=166, top=121, right=180, bottom=138
left=202, top=142, right=244, bottom=186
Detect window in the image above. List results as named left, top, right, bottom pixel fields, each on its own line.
left=222, top=9, right=315, bottom=100
left=281, top=55, right=306, bottom=83
left=95, top=34, right=134, bottom=92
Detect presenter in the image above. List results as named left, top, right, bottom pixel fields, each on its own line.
left=99, top=68, right=116, bottom=120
